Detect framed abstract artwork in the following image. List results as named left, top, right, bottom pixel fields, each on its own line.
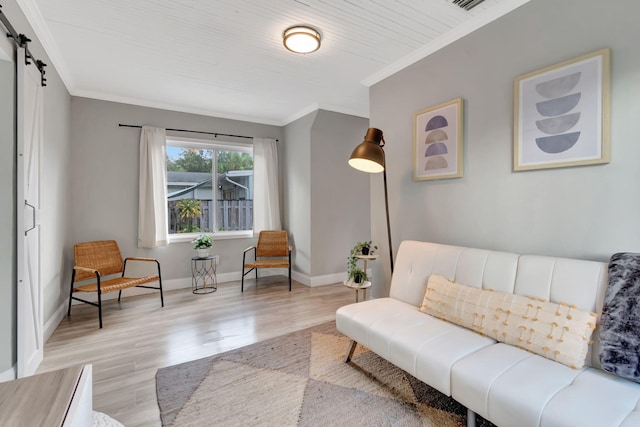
left=514, top=48, right=610, bottom=171
left=413, top=98, right=463, bottom=181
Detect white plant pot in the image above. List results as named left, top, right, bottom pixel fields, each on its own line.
left=197, top=249, right=209, bottom=258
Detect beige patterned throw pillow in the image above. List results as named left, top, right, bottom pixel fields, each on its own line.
left=419, top=275, right=597, bottom=369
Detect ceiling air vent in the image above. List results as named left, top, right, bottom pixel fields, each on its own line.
left=452, top=0, right=487, bottom=11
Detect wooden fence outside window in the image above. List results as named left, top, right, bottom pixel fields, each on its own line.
left=168, top=199, right=253, bottom=233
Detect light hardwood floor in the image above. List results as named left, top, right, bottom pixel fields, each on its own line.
left=40, top=276, right=355, bottom=426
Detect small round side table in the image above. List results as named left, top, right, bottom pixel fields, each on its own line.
left=191, top=256, right=217, bottom=294
left=343, top=254, right=378, bottom=302
left=356, top=254, right=378, bottom=275
left=343, top=280, right=372, bottom=303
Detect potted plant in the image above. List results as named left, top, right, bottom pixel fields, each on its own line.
left=347, top=240, right=376, bottom=285
left=351, top=241, right=377, bottom=257
left=350, top=267, right=367, bottom=285
left=192, top=234, right=213, bottom=258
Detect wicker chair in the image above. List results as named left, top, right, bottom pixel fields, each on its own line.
left=242, top=230, right=292, bottom=291
left=67, top=240, right=164, bottom=328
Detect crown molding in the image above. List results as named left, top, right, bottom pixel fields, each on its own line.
left=362, top=0, right=531, bottom=87
left=282, top=103, right=320, bottom=125
left=72, top=88, right=285, bottom=126
left=16, top=0, right=75, bottom=88
left=283, top=102, right=369, bottom=126
left=73, top=90, right=369, bottom=128
left=316, top=102, right=369, bottom=121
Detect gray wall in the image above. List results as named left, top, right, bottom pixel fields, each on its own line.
left=69, top=97, right=282, bottom=281
left=282, top=110, right=370, bottom=278
left=70, top=101, right=368, bottom=291
left=369, top=0, right=640, bottom=296
left=282, top=111, right=315, bottom=275
left=310, top=110, right=370, bottom=276
left=0, top=0, right=72, bottom=374
left=41, top=63, right=73, bottom=324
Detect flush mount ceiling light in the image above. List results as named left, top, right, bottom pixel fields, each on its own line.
left=283, top=26, right=321, bottom=54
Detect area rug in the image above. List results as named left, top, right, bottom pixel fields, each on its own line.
left=156, top=322, right=495, bottom=426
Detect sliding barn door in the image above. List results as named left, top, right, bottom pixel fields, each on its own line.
left=16, top=47, right=43, bottom=377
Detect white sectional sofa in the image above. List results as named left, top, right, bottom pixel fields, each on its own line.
left=336, top=241, right=640, bottom=427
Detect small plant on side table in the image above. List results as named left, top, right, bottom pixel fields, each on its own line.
left=350, top=267, right=367, bottom=284
left=347, top=241, right=376, bottom=284
left=351, top=240, right=377, bottom=257
left=193, top=234, right=213, bottom=258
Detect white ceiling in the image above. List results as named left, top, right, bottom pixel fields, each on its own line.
left=18, top=0, right=528, bottom=126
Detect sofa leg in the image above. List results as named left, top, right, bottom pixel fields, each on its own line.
left=466, top=408, right=476, bottom=427
left=344, top=340, right=358, bottom=363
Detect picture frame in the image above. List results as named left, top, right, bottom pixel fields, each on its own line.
left=514, top=48, right=610, bottom=171
left=413, top=98, right=463, bottom=181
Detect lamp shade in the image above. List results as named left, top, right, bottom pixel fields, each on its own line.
left=348, top=128, right=385, bottom=173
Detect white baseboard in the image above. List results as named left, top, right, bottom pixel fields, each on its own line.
left=292, top=271, right=347, bottom=287
left=67, top=269, right=347, bottom=303
left=224, top=268, right=346, bottom=287
left=44, top=302, right=68, bottom=343
left=312, top=271, right=348, bottom=286
left=0, top=365, right=16, bottom=383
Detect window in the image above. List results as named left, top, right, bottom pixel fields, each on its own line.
left=166, top=138, right=254, bottom=239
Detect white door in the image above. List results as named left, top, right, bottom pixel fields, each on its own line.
left=16, top=47, right=43, bottom=378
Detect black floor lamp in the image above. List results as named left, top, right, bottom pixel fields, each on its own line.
left=348, top=128, right=394, bottom=273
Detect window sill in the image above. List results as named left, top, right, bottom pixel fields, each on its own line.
left=169, top=230, right=254, bottom=244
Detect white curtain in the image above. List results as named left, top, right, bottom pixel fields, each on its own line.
left=138, top=126, right=169, bottom=248
left=253, top=138, right=281, bottom=232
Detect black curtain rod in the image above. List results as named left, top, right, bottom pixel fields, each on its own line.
left=118, top=124, right=278, bottom=142
left=0, top=4, right=47, bottom=86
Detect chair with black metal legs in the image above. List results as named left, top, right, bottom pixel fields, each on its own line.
left=67, top=240, right=164, bottom=328
left=241, top=230, right=292, bottom=291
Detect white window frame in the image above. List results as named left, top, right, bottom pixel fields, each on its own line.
left=167, top=137, right=254, bottom=243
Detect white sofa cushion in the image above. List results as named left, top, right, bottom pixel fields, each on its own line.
left=337, top=297, right=495, bottom=395
left=336, top=298, right=418, bottom=351
left=541, top=368, right=640, bottom=427
left=389, top=241, right=519, bottom=307
left=485, top=355, right=585, bottom=427
left=451, top=343, right=532, bottom=419
left=451, top=343, right=587, bottom=427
